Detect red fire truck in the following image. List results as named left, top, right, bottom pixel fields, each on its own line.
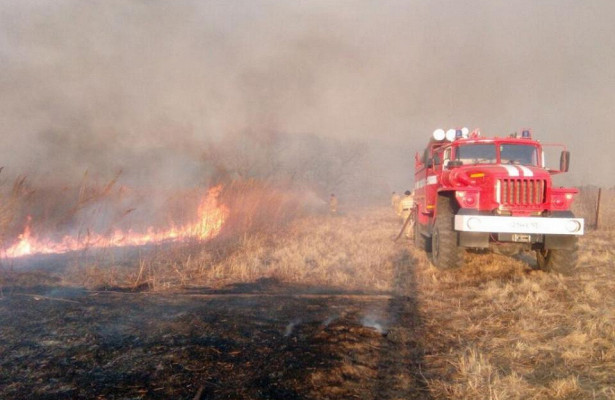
left=413, top=128, right=584, bottom=274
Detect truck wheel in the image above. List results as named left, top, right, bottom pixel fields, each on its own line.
left=431, top=196, right=464, bottom=269
left=535, top=237, right=579, bottom=275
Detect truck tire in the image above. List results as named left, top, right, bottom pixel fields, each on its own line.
left=535, top=237, right=578, bottom=275
left=431, top=196, right=465, bottom=269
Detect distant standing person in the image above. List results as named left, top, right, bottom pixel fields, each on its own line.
left=329, top=193, right=338, bottom=214
left=400, top=190, right=415, bottom=237
left=391, top=191, right=401, bottom=214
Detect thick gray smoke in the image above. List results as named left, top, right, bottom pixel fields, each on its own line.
left=1, top=0, right=614, bottom=194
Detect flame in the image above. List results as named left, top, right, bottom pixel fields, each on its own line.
left=4, top=185, right=229, bottom=259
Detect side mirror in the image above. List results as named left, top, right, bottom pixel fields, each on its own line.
left=433, top=154, right=441, bottom=166
left=560, top=151, right=570, bottom=172
left=415, top=152, right=423, bottom=167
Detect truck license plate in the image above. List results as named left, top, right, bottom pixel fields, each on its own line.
left=512, top=234, right=531, bottom=243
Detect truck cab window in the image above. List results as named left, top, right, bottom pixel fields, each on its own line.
left=455, top=144, right=496, bottom=165
left=499, top=144, right=538, bottom=166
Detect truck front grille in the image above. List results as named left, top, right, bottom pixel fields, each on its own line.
left=498, top=179, right=546, bottom=206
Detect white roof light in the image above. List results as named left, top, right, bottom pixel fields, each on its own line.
left=433, top=129, right=445, bottom=141
left=445, top=129, right=456, bottom=141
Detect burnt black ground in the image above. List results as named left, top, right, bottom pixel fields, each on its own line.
left=0, top=250, right=429, bottom=400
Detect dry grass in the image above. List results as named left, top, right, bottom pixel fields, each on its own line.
left=57, top=207, right=401, bottom=292
left=0, top=176, right=30, bottom=248
left=574, top=187, right=615, bottom=230
left=411, top=229, right=615, bottom=399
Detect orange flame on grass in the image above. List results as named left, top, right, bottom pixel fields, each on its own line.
left=4, top=185, right=229, bottom=258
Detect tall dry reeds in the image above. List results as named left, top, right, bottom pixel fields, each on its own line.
left=574, top=186, right=615, bottom=229
left=217, top=179, right=306, bottom=238
left=0, top=175, right=31, bottom=249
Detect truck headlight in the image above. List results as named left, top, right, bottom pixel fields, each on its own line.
left=456, top=191, right=479, bottom=209
left=467, top=217, right=481, bottom=230
left=565, top=220, right=582, bottom=233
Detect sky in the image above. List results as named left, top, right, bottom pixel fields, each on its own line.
left=1, top=0, right=614, bottom=191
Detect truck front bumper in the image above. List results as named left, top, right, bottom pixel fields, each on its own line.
left=454, top=215, right=584, bottom=235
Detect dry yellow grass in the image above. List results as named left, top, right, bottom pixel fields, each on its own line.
left=96, top=207, right=404, bottom=291
left=410, top=228, right=615, bottom=399
left=574, top=187, right=615, bottom=230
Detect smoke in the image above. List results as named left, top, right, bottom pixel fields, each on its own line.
left=1, top=0, right=614, bottom=196
left=284, top=318, right=301, bottom=337
left=360, top=315, right=388, bottom=335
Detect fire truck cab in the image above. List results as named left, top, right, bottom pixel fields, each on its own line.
left=413, top=128, right=583, bottom=274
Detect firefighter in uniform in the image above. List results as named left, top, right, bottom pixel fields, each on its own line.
left=400, top=190, right=415, bottom=237
left=391, top=192, right=401, bottom=214
left=329, top=193, right=338, bottom=214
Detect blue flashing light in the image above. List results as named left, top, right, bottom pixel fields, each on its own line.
left=455, top=129, right=463, bottom=139
left=521, top=129, right=531, bottom=138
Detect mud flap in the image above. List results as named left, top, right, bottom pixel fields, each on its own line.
left=544, top=234, right=577, bottom=250
left=459, top=231, right=489, bottom=248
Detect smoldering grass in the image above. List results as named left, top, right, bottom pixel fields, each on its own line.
left=360, top=315, right=387, bottom=335
left=284, top=318, right=302, bottom=337
left=322, top=314, right=339, bottom=328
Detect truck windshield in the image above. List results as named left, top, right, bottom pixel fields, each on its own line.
left=455, top=144, right=496, bottom=164
left=499, top=144, right=539, bottom=166
left=455, top=143, right=540, bottom=166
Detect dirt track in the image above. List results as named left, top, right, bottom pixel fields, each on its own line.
left=0, top=250, right=429, bottom=399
